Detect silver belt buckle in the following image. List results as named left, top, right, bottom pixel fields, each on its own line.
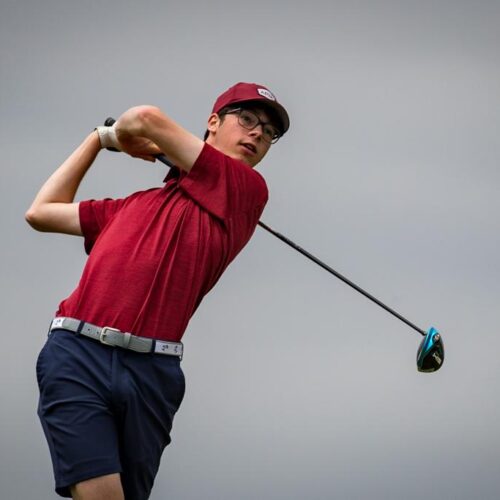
left=99, top=326, right=120, bottom=346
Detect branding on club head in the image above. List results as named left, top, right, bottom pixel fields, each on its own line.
left=257, top=88, right=276, bottom=101
left=432, top=352, right=442, bottom=365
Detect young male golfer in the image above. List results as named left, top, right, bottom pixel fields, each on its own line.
left=26, top=82, right=290, bottom=500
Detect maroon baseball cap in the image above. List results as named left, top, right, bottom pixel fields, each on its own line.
left=211, top=82, right=290, bottom=135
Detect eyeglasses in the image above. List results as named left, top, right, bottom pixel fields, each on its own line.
left=223, top=108, right=282, bottom=144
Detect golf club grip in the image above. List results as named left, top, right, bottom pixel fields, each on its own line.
left=103, top=117, right=174, bottom=167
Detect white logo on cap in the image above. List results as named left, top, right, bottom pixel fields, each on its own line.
left=257, top=88, right=276, bottom=101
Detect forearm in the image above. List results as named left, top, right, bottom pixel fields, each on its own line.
left=25, top=131, right=101, bottom=233
left=115, top=106, right=203, bottom=172
left=31, top=131, right=101, bottom=205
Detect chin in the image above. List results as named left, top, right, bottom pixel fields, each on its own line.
left=242, top=157, right=258, bottom=168
left=229, top=152, right=257, bottom=168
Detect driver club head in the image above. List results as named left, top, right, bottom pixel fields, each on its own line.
left=417, top=327, right=444, bottom=373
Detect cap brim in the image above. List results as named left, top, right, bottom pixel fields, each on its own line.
left=243, top=99, right=289, bottom=135
left=231, top=99, right=290, bottom=135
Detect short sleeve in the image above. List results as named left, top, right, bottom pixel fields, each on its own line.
left=178, top=143, right=268, bottom=221
left=79, top=197, right=126, bottom=254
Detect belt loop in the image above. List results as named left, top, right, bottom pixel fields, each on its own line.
left=76, top=320, right=85, bottom=335
left=151, top=339, right=157, bottom=354
left=122, top=332, right=132, bottom=348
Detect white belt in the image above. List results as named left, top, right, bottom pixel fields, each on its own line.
left=50, top=317, right=183, bottom=359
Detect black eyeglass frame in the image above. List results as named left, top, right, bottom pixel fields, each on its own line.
left=221, top=107, right=282, bottom=144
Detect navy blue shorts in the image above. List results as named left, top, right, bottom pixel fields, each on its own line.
left=36, top=328, right=185, bottom=499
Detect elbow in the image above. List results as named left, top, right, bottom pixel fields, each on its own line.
left=136, top=105, right=164, bottom=134
left=25, top=207, right=45, bottom=231
left=115, top=105, right=163, bottom=139
left=140, top=105, right=163, bottom=120
left=138, top=106, right=163, bottom=136
left=25, top=207, right=39, bottom=229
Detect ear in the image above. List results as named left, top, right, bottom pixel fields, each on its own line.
left=206, top=113, right=221, bottom=135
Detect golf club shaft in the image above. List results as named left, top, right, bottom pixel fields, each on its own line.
left=257, top=221, right=426, bottom=336
left=152, top=151, right=425, bottom=337
left=105, top=119, right=426, bottom=337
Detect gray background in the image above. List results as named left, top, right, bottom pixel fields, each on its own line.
left=1, top=1, right=499, bottom=499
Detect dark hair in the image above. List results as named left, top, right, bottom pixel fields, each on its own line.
left=203, top=106, right=234, bottom=141
left=203, top=103, right=283, bottom=141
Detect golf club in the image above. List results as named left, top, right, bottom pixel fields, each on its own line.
left=103, top=117, right=444, bottom=373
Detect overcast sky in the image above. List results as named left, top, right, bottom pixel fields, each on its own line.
left=1, top=1, right=500, bottom=499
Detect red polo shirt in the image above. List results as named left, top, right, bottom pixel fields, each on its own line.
left=56, top=143, right=268, bottom=342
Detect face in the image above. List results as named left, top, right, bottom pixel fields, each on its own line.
left=205, top=107, right=275, bottom=167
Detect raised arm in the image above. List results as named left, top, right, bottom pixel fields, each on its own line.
left=26, top=106, right=203, bottom=234
left=114, top=106, right=205, bottom=173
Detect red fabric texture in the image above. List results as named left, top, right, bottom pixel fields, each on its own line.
left=56, top=143, right=268, bottom=342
